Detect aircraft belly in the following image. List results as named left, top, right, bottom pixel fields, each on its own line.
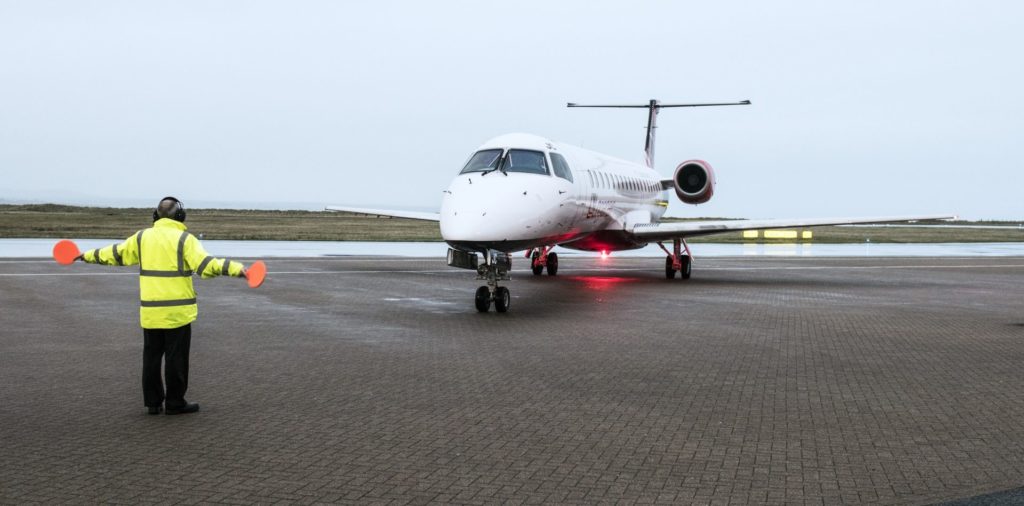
left=558, top=230, right=647, bottom=252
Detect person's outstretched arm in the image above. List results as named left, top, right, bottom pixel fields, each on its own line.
left=78, top=232, right=141, bottom=267
left=182, top=234, right=247, bottom=279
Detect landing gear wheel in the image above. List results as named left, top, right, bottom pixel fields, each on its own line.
left=474, top=286, right=491, bottom=312
left=546, top=252, right=558, bottom=276
left=665, top=255, right=676, bottom=279
left=681, top=255, right=691, bottom=279
left=494, top=286, right=510, bottom=313
left=531, top=251, right=543, bottom=276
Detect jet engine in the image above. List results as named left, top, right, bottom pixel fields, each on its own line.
left=673, top=160, right=715, bottom=204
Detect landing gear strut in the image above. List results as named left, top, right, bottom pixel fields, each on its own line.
left=658, top=238, right=692, bottom=280
left=475, top=250, right=511, bottom=313
left=528, top=247, right=558, bottom=276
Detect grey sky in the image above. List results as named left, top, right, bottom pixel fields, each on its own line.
left=1, top=1, right=1021, bottom=219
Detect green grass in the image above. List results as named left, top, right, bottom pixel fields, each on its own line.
left=0, top=205, right=442, bottom=241
left=0, top=204, right=1020, bottom=243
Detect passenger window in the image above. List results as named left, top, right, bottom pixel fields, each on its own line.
left=459, top=149, right=503, bottom=174
left=550, top=153, right=574, bottom=182
left=505, top=149, right=549, bottom=175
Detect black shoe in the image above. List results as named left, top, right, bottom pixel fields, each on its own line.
left=165, top=403, right=199, bottom=415
left=147, top=406, right=163, bottom=415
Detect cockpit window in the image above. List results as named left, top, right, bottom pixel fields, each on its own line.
left=550, top=153, right=574, bottom=182
left=459, top=149, right=503, bottom=174
left=504, top=149, right=548, bottom=175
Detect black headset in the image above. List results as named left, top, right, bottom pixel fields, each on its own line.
left=153, top=196, right=187, bottom=223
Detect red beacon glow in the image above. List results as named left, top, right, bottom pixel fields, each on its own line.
left=600, top=250, right=609, bottom=259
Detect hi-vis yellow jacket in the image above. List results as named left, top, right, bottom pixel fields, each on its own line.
left=81, top=218, right=245, bottom=329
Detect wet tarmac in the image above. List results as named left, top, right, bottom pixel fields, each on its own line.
left=2, top=255, right=1024, bottom=504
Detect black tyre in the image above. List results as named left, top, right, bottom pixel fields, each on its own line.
left=474, top=286, right=491, bottom=312
left=494, top=286, right=510, bottom=313
left=531, top=252, right=543, bottom=275
left=546, top=252, right=559, bottom=276
left=665, top=255, right=676, bottom=279
left=681, top=255, right=691, bottom=279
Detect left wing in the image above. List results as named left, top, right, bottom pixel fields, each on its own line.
left=325, top=206, right=440, bottom=222
left=631, top=214, right=956, bottom=242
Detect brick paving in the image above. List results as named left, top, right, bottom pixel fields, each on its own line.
left=2, top=255, right=1023, bottom=504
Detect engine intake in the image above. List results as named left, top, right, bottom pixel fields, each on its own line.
left=673, top=160, right=715, bottom=204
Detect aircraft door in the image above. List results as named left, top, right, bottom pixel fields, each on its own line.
left=550, top=152, right=584, bottom=229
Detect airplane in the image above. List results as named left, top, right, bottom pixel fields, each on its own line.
left=329, top=99, right=953, bottom=313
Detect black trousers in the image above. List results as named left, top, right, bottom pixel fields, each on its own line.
left=142, top=324, right=191, bottom=409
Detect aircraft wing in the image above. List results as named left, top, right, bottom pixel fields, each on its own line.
left=325, top=206, right=441, bottom=222
left=631, top=214, right=956, bottom=242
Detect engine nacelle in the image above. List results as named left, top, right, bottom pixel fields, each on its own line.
left=673, top=159, right=716, bottom=204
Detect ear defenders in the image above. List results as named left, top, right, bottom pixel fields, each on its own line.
left=153, top=196, right=187, bottom=223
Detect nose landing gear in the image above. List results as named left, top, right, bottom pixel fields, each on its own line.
left=447, top=247, right=514, bottom=312
left=475, top=250, right=512, bottom=312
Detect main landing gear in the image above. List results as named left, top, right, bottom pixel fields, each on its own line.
left=474, top=250, right=512, bottom=313
left=527, top=247, right=558, bottom=276
left=658, top=238, right=692, bottom=280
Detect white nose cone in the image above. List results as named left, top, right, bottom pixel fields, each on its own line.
left=441, top=176, right=518, bottom=242
left=440, top=173, right=561, bottom=250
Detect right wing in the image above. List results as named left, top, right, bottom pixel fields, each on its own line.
left=631, top=214, right=956, bottom=242
left=325, top=206, right=440, bottom=222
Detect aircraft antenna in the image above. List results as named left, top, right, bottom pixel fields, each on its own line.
left=566, top=99, right=751, bottom=168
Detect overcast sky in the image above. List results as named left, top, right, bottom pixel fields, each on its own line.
left=1, top=1, right=1021, bottom=219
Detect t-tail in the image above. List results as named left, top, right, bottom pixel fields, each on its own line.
left=567, top=99, right=751, bottom=168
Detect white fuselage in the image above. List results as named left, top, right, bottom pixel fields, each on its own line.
left=440, top=133, right=669, bottom=253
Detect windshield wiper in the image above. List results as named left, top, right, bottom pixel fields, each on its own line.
left=481, top=151, right=508, bottom=176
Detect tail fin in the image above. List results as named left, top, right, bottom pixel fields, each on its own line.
left=567, top=99, right=751, bottom=168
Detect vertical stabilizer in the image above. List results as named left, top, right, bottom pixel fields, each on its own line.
left=567, top=99, right=751, bottom=169
left=643, top=99, right=659, bottom=168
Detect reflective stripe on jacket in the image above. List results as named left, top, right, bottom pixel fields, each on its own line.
left=81, top=218, right=244, bottom=329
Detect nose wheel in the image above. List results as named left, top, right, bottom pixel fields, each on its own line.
left=475, top=286, right=490, bottom=311
left=475, top=250, right=512, bottom=312
left=475, top=286, right=510, bottom=313
left=494, top=287, right=510, bottom=312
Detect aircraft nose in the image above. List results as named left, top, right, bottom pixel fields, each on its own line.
left=440, top=195, right=507, bottom=243
left=440, top=176, right=537, bottom=245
